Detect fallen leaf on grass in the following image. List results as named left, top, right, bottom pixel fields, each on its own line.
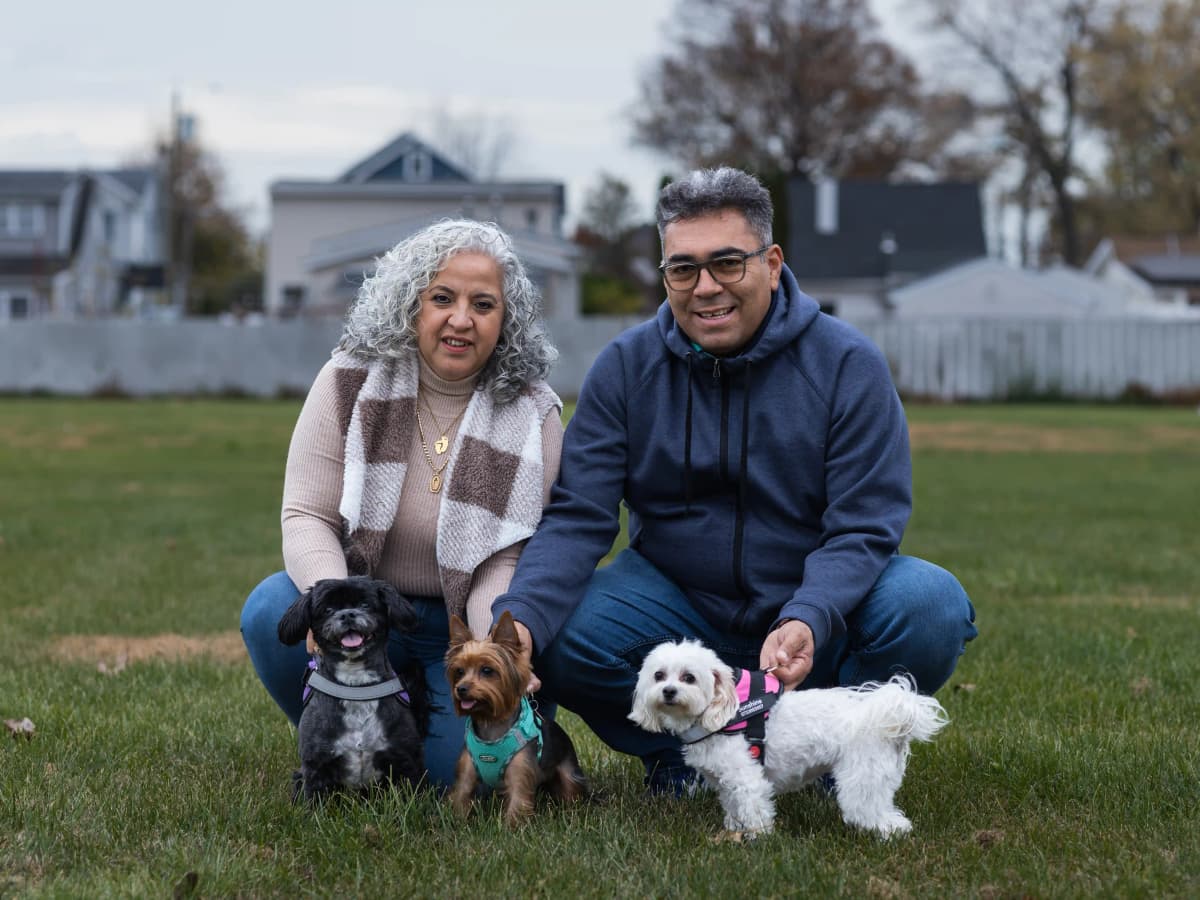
left=1130, top=676, right=1154, bottom=696
left=866, top=875, right=903, bottom=899
left=172, top=871, right=199, bottom=899
left=955, top=682, right=977, bottom=693
left=975, top=829, right=1004, bottom=848
left=97, top=654, right=129, bottom=676
left=5, top=718, right=35, bottom=739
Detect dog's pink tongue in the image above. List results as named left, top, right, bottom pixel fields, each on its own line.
left=340, top=633, right=364, bottom=649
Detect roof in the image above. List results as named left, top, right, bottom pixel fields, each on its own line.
left=338, top=131, right=473, bottom=184
left=1129, top=254, right=1200, bottom=284
left=0, top=171, right=74, bottom=199
left=0, top=167, right=156, bottom=200
left=104, top=168, right=156, bottom=194
left=786, top=179, right=986, bottom=280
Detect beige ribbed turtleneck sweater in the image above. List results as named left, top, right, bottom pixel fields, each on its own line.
left=281, top=356, right=563, bottom=637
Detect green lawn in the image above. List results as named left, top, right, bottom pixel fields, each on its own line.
left=2, top=399, right=1198, bottom=898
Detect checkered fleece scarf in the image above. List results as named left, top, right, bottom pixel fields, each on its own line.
left=331, top=348, right=561, bottom=618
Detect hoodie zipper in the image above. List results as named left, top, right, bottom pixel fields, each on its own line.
left=712, top=359, right=752, bottom=625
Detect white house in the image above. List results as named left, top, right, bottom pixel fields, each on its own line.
left=0, top=168, right=164, bottom=322
left=266, top=133, right=580, bottom=320
left=877, top=257, right=1200, bottom=322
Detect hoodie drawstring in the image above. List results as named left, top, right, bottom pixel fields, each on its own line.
left=734, top=360, right=751, bottom=597
left=683, top=353, right=695, bottom=510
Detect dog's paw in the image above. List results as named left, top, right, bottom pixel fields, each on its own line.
left=873, top=814, right=913, bottom=839
left=711, top=828, right=767, bottom=845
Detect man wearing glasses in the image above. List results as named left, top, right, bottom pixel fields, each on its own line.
left=494, top=167, right=977, bottom=794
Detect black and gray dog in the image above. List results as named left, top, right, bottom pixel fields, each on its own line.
left=277, top=576, right=430, bottom=802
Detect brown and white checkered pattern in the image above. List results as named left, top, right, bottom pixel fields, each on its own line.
left=331, top=348, right=561, bottom=618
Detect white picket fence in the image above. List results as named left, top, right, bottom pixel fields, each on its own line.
left=853, top=318, right=1200, bottom=400
left=1, top=317, right=1198, bottom=401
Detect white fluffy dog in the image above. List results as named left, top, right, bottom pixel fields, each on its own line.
left=629, top=640, right=948, bottom=839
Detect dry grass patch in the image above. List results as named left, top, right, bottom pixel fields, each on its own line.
left=0, top=422, right=113, bottom=451
left=908, top=422, right=1198, bottom=454
left=52, top=631, right=247, bottom=667
left=1049, top=593, right=1196, bottom=611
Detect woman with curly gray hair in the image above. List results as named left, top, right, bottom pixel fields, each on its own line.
left=240, top=219, right=563, bottom=788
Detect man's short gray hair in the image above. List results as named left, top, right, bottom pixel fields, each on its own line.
left=339, top=219, right=557, bottom=405
left=656, top=167, right=774, bottom=246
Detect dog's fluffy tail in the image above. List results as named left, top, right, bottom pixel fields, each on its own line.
left=854, top=674, right=948, bottom=743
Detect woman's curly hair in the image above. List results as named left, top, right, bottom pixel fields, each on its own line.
left=339, top=219, right=558, bottom=404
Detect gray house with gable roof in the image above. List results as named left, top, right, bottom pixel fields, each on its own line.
left=0, top=167, right=164, bottom=322
left=266, top=132, right=580, bottom=319
left=786, top=178, right=988, bottom=319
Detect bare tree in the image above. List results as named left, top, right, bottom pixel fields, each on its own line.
left=1079, top=0, right=1200, bottom=236
left=431, top=108, right=517, bottom=180
left=631, top=0, right=975, bottom=180
left=923, top=0, right=1115, bottom=265
left=581, top=173, right=638, bottom=244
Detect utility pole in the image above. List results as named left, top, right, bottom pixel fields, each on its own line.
left=166, top=91, right=196, bottom=315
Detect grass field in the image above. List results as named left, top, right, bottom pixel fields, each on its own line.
left=2, top=399, right=1198, bottom=898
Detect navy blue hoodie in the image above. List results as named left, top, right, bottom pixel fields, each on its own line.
left=494, top=264, right=911, bottom=655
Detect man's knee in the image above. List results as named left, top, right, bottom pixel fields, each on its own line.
left=851, top=556, right=977, bottom=691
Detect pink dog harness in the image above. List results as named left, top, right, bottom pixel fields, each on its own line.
left=679, top=667, right=783, bottom=763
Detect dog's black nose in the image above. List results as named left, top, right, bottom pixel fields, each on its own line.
left=455, top=685, right=469, bottom=697
left=662, top=686, right=677, bottom=701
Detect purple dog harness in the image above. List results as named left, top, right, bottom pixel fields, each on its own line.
left=679, top=667, right=783, bottom=763
left=301, top=657, right=412, bottom=706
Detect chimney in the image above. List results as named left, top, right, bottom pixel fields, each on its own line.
left=815, top=178, right=839, bottom=235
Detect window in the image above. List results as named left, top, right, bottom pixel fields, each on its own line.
left=10, top=295, right=29, bottom=319
left=401, top=151, right=431, bottom=183
left=282, top=284, right=306, bottom=315
left=103, top=211, right=117, bottom=242
left=525, top=207, right=539, bottom=230
left=3, top=203, right=45, bottom=237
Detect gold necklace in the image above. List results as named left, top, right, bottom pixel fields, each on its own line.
left=419, top=392, right=468, bottom=456
left=415, top=407, right=452, bottom=493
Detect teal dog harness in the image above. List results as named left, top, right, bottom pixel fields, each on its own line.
left=464, top=696, right=544, bottom=787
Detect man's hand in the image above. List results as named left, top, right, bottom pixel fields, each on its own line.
left=759, top=619, right=815, bottom=690
left=511, top=620, right=543, bottom=694
left=306, top=629, right=318, bottom=655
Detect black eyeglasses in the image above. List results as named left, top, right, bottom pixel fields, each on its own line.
left=658, top=246, right=771, bottom=290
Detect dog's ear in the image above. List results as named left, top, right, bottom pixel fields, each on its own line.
left=377, top=581, right=418, bottom=633
left=627, top=683, right=664, bottom=733
left=490, top=610, right=523, bottom=654
left=699, top=664, right=741, bottom=733
left=447, top=614, right=474, bottom=649
left=277, top=589, right=313, bottom=646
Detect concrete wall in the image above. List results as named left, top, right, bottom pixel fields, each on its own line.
left=0, top=316, right=649, bottom=399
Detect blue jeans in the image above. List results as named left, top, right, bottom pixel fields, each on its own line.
left=239, top=572, right=465, bottom=789
left=534, top=549, right=977, bottom=787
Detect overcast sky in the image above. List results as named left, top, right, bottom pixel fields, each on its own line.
left=2, top=0, right=923, bottom=236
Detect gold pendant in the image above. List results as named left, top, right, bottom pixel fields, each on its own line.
left=434, top=436, right=449, bottom=455
left=429, top=473, right=443, bottom=493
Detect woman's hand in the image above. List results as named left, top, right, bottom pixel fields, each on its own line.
left=511, top=620, right=543, bottom=694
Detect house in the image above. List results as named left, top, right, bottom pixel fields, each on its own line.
left=877, top=257, right=1200, bottom=322
left=1086, top=237, right=1200, bottom=308
left=266, top=133, right=580, bottom=319
left=785, top=178, right=988, bottom=318
left=0, top=167, right=165, bottom=322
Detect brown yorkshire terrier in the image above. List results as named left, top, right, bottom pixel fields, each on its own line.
left=445, top=611, right=588, bottom=827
